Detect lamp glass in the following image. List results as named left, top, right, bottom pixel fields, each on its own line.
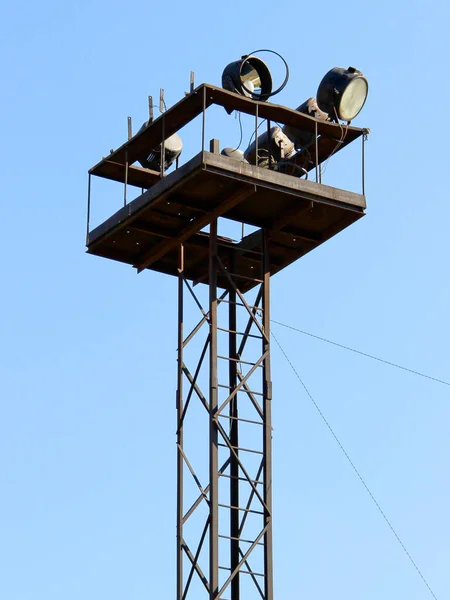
left=240, top=62, right=262, bottom=96
left=339, top=77, right=368, bottom=121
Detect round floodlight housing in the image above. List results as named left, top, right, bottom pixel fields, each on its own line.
left=221, top=148, right=248, bottom=162
left=137, top=122, right=183, bottom=171
left=317, top=66, right=368, bottom=122
left=222, top=55, right=273, bottom=101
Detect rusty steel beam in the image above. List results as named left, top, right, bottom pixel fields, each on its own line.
left=134, top=186, right=254, bottom=273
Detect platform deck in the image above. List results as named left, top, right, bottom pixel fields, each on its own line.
left=87, top=151, right=365, bottom=292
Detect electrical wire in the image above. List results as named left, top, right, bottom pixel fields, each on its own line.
left=271, top=329, right=440, bottom=600
left=247, top=118, right=265, bottom=148
left=320, top=118, right=349, bottom=178
left=228, top=111, right=243, bottom=154
left=270, top=319, right=450, bottom=387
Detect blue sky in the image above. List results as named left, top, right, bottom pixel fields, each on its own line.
left=0, top=0, right=449, bottom=599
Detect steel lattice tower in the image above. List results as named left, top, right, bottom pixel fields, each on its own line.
left=86, top=83, right=367, bottom=600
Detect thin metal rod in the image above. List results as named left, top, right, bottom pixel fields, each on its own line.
left=127, top=116, right=132, bottom=140
left=182, top=364, right=209, bottom=412
left=161, top=113, right=165, bottom=179
left=315, top=120, right=319, bottom=183
left=179, top=337, right=210, bottom=429
left=124, top=149, right=128, bottom=206
left=183, top=458, right=231, bottom=524
left=216, top=352, right=268, bottom=417
left=238, top=549, right=266, bottom=599
left=218, top=525, right=269, bottom=598
left=216, top=256, right=267, bottom=342
left=267, top=119, right=272, bottom=170
left=362, top=132, right=366, bottom=195
left=215, top=419, right=269, bottom=512
left=219, top=567, right=265, bottom=578
left=218, top=355, right=262, bottom=368
left=179, top=444, right=209, bottom=501
left=183, top=276, right=208, bottom=317
left=182, top=540, right=210, bottom=594
left=221, top=473, right=264, bottom=484
left=86, top=173, right=91, bottom=243
left=219, top=535, right=264, bottom=546
left=219, top=298, right=263, bottom=309
left=217, top=384, right=263, bottom=397
left=218, top=415, right=263, bottom=426
left=218, top=443, right=264, bottom=456
left=217, top=327, right=261, bottom=340
left=218, top=504, right=264, bottom=515
left=202, top=86, right=206, bottom=152
left=226, top=272, right=264, bottom=284
left=238, top=461, right=264, bottom=537
left=183, top=518, right=210, bottom=600
left=255, top=104, right=259, bottom=166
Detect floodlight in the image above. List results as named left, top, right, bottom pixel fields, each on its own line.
left=221, top=148, right=248, bottom=162
left=317, top=67, right=368, bottom=122
left=244, top=126, right=295, bottom=167
left=137, top=122, right=183, bottom=171
left=222, top=55, right=273, bottom=100
left=282, top=97, right=329, bottom=150
left=222, top=49, right=290, bottom=104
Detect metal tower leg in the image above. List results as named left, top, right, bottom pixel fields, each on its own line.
left=176, top=225, right=273, bottom=600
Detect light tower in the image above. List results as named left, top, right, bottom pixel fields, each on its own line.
left=86, top=58, right=368, bottom=600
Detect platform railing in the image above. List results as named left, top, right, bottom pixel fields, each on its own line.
left=86, top=83, right=368, bottom=242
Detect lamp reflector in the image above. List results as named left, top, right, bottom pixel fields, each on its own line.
left=222, top=56, right=272, bottom=101
left=317, top=66, right=368, bottom=122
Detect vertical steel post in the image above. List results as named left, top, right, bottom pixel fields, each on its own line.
left=177, top=244, right=184, bottom=600
left=148, top=96, right=154, bottom=123
left=86, top=173, right=91, bottom=244
left=315, top=120, right=319, bottom=183
left=124, top=149, right=129, bottom=206
left=262, top=230, right=273, bottom=600
left=228, top=252, right=240, bottom=600
left=209, top=220, right=219, bottom=600
left=362, top=132, right=366, bottom=196
left=202, top=86, right=207, bottom=152
left=161, top=114, right=166, bottom=179
left=255, top=104, right=259, bottom=166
